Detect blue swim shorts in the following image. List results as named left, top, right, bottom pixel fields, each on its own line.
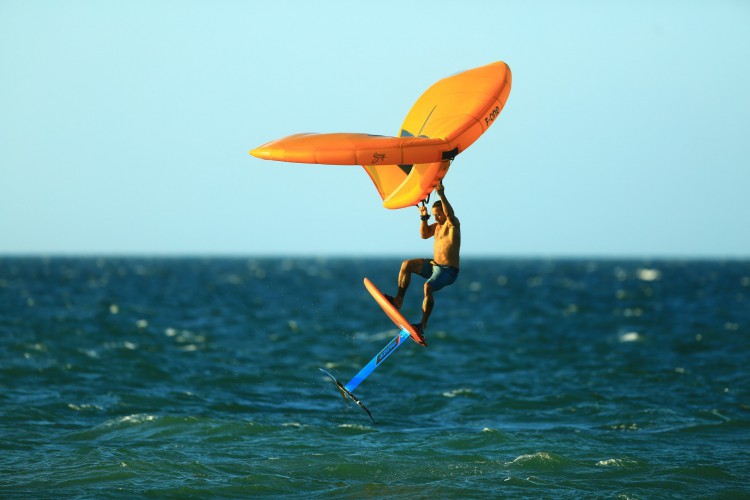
left=418, top=260, right=459, bottom=292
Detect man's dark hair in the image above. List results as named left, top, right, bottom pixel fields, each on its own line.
left=432, top=200, right=443, bottom=209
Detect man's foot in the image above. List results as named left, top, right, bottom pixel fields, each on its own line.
left=384, top=294, right=402, bottom=310
left=411, top=323, right=426, bottom=343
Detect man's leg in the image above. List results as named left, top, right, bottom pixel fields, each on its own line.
left=416, top=264, right=458, bottom=333
left=392, top=259, right=426, bottom=309
left=420, top=282, right=435, bottom=331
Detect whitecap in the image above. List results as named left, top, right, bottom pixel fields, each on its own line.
left=637, top=268, right=661, bottom=281
left=619, top=331, right=642, bottom=343
left=102, top=414, right=158, bottom=427
left=611, top=422, right=639, bottom=431
left=596, top=458, right=623, bottom=467
left=337, top=423, right=373, bottom=431
left=119, top=414, right=157, bottom=424
left=79, top=349, right=100, bottom=358
left=68, top=403, right=103, bottom=412
left=507, top=452, right=555, bottom=466
left=442, top=387, right=475, bottom=398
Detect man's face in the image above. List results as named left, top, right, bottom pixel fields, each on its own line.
left=432, top=206, right=446, bottom=224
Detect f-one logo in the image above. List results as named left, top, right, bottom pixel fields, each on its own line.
left=484, top=106, right=501, bottom=127
left=376, top=337, right=399, bottom=364
left=372, top=153, right=386, bottom=163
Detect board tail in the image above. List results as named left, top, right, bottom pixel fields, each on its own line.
left=319, top=368, right=376, bottom=423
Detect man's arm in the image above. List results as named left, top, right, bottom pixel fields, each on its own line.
left=436, top=181, right=458, bottom=225
left=419, top=204, right=436, bottom=239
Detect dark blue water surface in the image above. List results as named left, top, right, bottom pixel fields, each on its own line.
left=1, top=257, right=749, bottom=498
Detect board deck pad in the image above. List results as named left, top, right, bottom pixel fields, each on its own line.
left=364, top=277, right=427, bottom=347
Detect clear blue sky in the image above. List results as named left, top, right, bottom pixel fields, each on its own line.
left=2, top=1, right=748, bottom=258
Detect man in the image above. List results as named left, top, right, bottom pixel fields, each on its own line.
left=386, top=181, right=460, bottom=340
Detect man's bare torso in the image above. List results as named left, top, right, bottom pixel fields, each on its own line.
left=433, top=219, right=460, bottom=268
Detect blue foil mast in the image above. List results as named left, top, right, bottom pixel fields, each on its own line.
left=320, top=329, right=412, bottom=423
left=345, top=329, right=411, bottom=391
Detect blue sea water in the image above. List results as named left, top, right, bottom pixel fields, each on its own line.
left=1, top=257, right=749, bottom=498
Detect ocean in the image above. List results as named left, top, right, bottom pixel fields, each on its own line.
left=1, top=257, right=748, bottom=498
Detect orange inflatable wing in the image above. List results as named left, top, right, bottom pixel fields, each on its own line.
left=249, top=61, right=512, bottom=209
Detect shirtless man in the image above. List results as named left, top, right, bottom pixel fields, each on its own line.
left=387, top=181, right=460, bottom=339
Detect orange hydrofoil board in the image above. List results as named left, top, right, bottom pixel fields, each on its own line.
left=364, top=277, right=426, bottom=347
